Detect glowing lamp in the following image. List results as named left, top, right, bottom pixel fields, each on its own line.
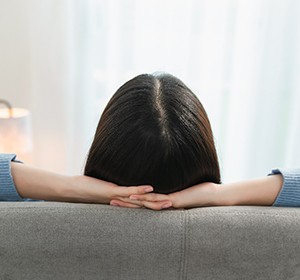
left=0, top=99, right=33, bottom=156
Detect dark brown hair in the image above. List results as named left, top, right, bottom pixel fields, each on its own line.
left=84, top=73, right=220, bottom=194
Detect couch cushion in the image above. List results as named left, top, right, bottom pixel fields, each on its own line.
left=0, top=202, right=300, bottom=280
left=0, top=202, right=185, bottom=280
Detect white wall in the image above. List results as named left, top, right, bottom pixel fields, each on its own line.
left=0, top=1, right=31, bottom=107
left=1, top=0, right=300, bottom=181
left=0, top=1, right=82, bottom=173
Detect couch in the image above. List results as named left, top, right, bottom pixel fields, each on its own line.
left=0, top=202, right=300, bottom=280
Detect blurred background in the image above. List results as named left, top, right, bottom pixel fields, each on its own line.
left=0, top=0, right=299, bottom=182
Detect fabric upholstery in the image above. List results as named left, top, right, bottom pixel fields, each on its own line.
left=0, top=202, right=300, bottom=280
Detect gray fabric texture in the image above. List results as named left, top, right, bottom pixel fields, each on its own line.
left=0, top=202, right=300, bottom=280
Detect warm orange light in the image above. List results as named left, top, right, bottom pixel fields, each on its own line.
left=0, top=108, right=33, bottom=155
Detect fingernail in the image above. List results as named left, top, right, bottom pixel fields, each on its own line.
left=162, top=203, right=172, bottom=209
left=130, top=195, right=139, bottom=200
left=110, top=202, right=119, bottom=206
left=145, top=187, right=153, bottom=192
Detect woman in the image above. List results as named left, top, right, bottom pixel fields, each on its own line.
left=84, top=73, right=220, bottom=194
left=0, top=73, right=299, bottom=209
left=84, top=72, right=299, bottom=209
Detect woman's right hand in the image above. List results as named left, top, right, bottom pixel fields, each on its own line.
left=110, top=182, right=219, bottom=210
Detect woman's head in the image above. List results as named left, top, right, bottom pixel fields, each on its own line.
left=84, top=73, right=220, bottom=194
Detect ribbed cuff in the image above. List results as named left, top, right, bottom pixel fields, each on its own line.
left=268, top=168, right=300, bottom=207
left=0, top=153, right=24, bottom=201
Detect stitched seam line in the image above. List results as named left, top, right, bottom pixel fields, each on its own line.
left=178, top=210, right=183, bottom=280
left=184, top=212, right=189, bottom=280
left=179, top=210, right=187, bottom=280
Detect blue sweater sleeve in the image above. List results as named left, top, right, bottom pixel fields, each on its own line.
left=0, top=153, right=37, bottom=202
left=269, top=168, right=300, bottom=207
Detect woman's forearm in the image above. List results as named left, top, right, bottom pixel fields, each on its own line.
left=10, top=162, right=153, bottom=204
left=215, top=174, right=283, bottom=206
left=10, top=162, right=79, bottom=201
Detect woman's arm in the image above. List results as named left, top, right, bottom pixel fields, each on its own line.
left=112, top=176, right=283, bottom=209
left=11, top=163, right=155, bottom=203
left=0, top=153, right=154, bottom=203
left=4, top=152, right=297, bottom=208
left=112, top=169, right=300, bottom=209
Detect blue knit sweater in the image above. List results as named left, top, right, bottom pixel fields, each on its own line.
left=1, top=153, right=300, bottom=206
left=0, top=154, right=35, bottom=202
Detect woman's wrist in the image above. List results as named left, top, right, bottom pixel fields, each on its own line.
left=52, top=175, right=84, bottom=202
left=168, top=182, right=220, bottom=209
left=66, top=175, right=111, bottom=204
left=213, top=184, right=235, bottom=206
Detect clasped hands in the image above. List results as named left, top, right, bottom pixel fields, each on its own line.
left=108, top=181, right=219, bottom=210
left=11, top=162, right=280, bottom=207
left=73, top=175, right=219, bottom=210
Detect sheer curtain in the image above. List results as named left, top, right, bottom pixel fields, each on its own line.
left=1, top=0, right=299, bottom=182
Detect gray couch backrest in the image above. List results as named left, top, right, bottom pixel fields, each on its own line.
left=1, top=202, right=300, bottom=280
